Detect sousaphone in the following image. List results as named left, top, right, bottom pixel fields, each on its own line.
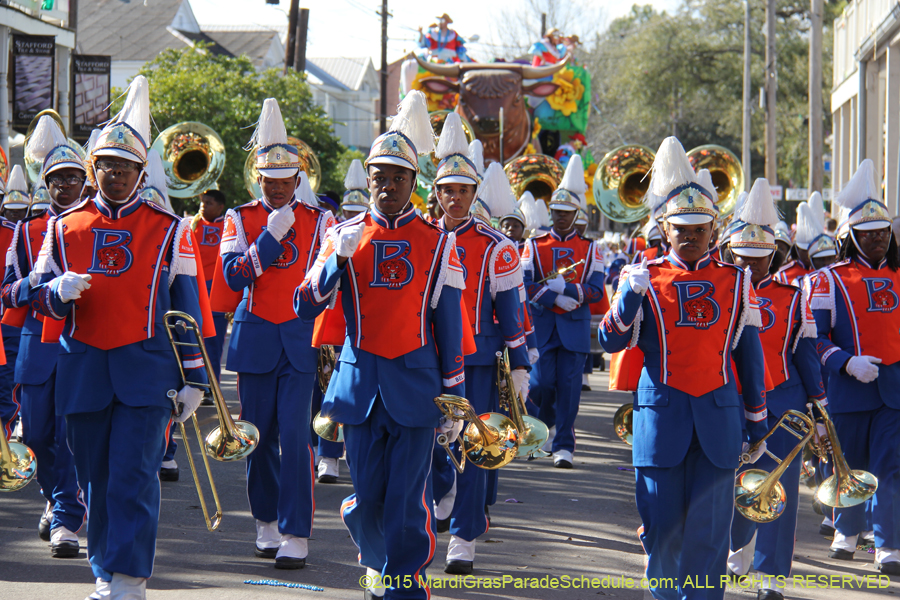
left=687, top=145, right=744, bottom=218
left=503, top=153, right=564, bottom=204
left=594, top=145, right=655, bottom=223
left=151, top=122, right=225, bottom=198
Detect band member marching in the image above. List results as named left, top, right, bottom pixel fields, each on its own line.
left=723, top=179, right=826, bottom=600
left=430, top=114, right=530, bottom=574
left=813, top=159, right=900, bottom=574
left=523, top=155, right=605, bottom=468
left=26, top=75, right=208, bottom=600
left=0, top=116, right=88, bottom=558
left=295, top=90, right=466, bottom=600
left=598, top=137, right=768, bottom=600
left=0, top=167, right=27, bottom=442
left=216, top=99, right=334, bottom=569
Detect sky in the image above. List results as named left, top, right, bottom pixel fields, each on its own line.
left=189, top=0, right=681, bottom=66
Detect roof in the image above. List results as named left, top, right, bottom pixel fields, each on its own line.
left=202, top=28, right=281, bottom=68
left=308, top=57, right=373, bottom=91
left=77, top=0, right=188, bottom=60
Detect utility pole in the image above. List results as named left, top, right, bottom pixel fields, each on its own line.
left=379, top=0, right=388, bottom=134
left=765, top=0, right=777, bottom=184
left=541, top=13, right=547, bottom=37
left=284, top=0, right=299, bottom=73
left=742, top=0, right=751, bottom=189
left=295, top=8, right=309, bottom=73
left=808, top=0, right=824, bottom=193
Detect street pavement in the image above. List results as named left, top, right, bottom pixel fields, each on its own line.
left=3, top=360, right=898, bottom=600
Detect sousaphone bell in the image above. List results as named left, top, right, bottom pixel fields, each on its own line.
left=151, top=122, right=226, bottom=198
left=504, top=154, right=565, bottom=204
left=687, top=145, right=744, bottom=218
left=594, top=145, right=655, bottom=223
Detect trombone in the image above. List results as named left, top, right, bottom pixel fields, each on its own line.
left=735, top=410, right=817, bottom=523
left=806, top=400, right=878, bottom=508
left=164, top=310, right=260, bottom=531
left=535, top=259, right=585, bottom=285
left=0, top=420, right=36, bottom=492
left=496, top=349, right=550, bottom=459
left=433, top=394, right=519, bottom=473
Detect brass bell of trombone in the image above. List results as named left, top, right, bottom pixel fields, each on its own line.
left=433, top=394, right=519, bottom=472
left=418, top=110, right=476, bottom=189
left=686, top=145, right=744, bottom=218
left=151, top=122, right=225, bottom=198
left=593, top=145, right=655, bottom=223
left=496, top=350, right=549, bottom=459
left=313, top=411, right=343, bottom=443
left=244, top=136, right=320, bottom=198
left=734, top=410, right=817, bottom=523
left=613, top=403, right=633, bottom=446
left=806, top=400, right=878, bottom=508
left=0, top=419, right=37, bottom=492
left=504, top=153, right=565, bottom=204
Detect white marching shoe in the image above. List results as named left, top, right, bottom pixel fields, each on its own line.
left=109, top=573, right=146, bottom=600
left=255, top=519, right=280, bottom=558
left=317, top=457, right=339, bottom=483
left=84, top=577, right=110, bottom=600
left=274, top=534, right=308, bottom=569
left=366, top=567, right=386, bottom=597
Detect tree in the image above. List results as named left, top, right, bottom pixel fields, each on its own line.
left=112, top=45, right=345, bottom=212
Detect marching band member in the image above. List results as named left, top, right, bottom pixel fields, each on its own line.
left=295, top=90, right=466, bottom=600
left=772, top=221, right=793, bottom=274
left=1, top=118, right=87, bottom=557
left=218, top=99, right=333, bottom=569
left=813, top=159, right=900, bottom=575
left=432, top=114, right=530, bottom=574
left=724, top=179, right=826, bottom=600
left=26, top=75, right=208, bottom=600
left=0, top=167, right=27, bottom=441
left=598, top=137, right=768, bottom=600
left=192, top=188, right=228, bottom=393
left=30, top=184, right=52, bottom=216
left=523, top=155, right=605, bottom=468
left=341, top=158, right=371, bottom=220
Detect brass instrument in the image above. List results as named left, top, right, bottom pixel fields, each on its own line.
left=735, top=410, right=817, bottom=523
left=151, top=122, right=225, bottom=198
left=313, top=412, right=343, bottom=443
left=535, top=259, right=585, bottom=285
left=594, top=145, right=655, bottom=223
left=418, top=110, right=476, bottom=188
left=163, top=311, right=260, bottom=531
left=504, top=154, right=565, bottom=204
left=24, top=109, right=84, bottom=184
left=244, top=136, right=320, bottom=198
left=317, top=345, right=336, bottom=394
left=687, top=145, right=744, bottom=218
left=613, top=403, right=633, bottom=445
left=496, top=350, right=550, bottom=459
left=433, top=394, right=519, bottom=473
left=0, top=419, right=36, bottom=492
left=806, top=400, right=878, bottom=508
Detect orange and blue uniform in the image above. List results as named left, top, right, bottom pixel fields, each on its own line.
left=219, top=196, right=333, bottom=542
left=523, top=229, right=605, bottom=455
left=1, top=208, right=86, bottom=538
left=295, top=204, right=466, bottom=600
left=28, top=194, right=208, bottom=581
left=193, top=214, right=227, bottom=380
left=0, top=217, right=19, bottom=433
left=599, top=252, right=768, bottom=600
left=774, top=258, right=811, bottom=286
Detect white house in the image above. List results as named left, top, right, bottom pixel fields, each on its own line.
left=306, top=57, right=379, bottom=151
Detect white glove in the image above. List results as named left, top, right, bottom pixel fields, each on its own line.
left=546, top=275, right=566, bottom=294
left=628, top=257, right=650, bottom=295
left=173, top=386, right=204, bottom=424
left=55, top=272, right=92, bottom=303
left=846, top=355, right=882, bottom=383
left=527, top=347, right=540, bottom=364
left=266, top=205, right=295, bottom=241
left=438, top=417, right=465, bottom=443
left=554, top=295, right=580, bottom=311
left=336, top=223, right=365, bottom=258
left=742, top=440, right=768, bottom=464
left=511, top=368, right=530, bottom=400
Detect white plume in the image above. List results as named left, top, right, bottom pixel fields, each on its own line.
left=389, top=90, right=434, bottom=156
left=343, top=158, right=367, bottom=190
left=480, top=162, right=517, bottom=218
left=641, top=190, right=666, bottom=212
left=733, top=191, right=748, bottom=219
left=696, top=169, right=718, bottom=204
left=835, top=159, right=880, bottom=210
left=400, top=59, right=418, bottom=95
left=468, top=139, right=484, bottom=177
left=559, top=154, right=588, bottom=195
left=84, top=129, right=101, bottom=155
left=518, top=191, right=540, bottom=231
left=739, top=178, right=780, bottom=226
left=535, top=196, right=552, bottom=227
left=7, top=165, right=27, bottom=194
left=143, top=150, right=172, bottom=211
left=25, top=115, right=68, bottom=165
left=650, top=137, right=695, bottom=197
left=435, top=112, right=470, bottom=161
left=296, top=171, right=319, bottom=206
left=249, top=98, right=289, bottom=149
left=807, top=191, right=825, bottom=230
left=112, top=75, right=151, bottom=146
left=795, top=202, right=819, bottom=246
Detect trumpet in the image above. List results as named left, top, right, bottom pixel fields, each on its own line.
left=433, top=394, right=519, bottom=474
left=735, top=410, right=817, bottom=523
left=317, top=345, right=336, bottom=395
left=806, top=400, right=878, bottom=508
left=0, top=420, right=36, bottom=492
left=613, top=403, right=633, bottom=446
left=535, top=259, right=585, bottom=285
left=164, top=311, right=260, bottom=531
left=496, top=350, right=550, bottom=459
